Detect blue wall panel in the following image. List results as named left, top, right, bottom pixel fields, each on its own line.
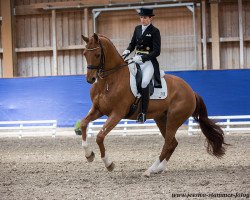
left=168, top=70, right=250, bottom=116
left=0, top=76, right=91, bottom=127
left=0, top=69, right=249, bottom=127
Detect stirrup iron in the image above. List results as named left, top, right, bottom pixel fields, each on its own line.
left=137, top=113, right=146, bottom=123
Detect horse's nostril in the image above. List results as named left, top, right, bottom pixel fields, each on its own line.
left=87, top=77, right=96, bottom=84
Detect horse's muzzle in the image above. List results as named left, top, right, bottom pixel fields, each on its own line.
left=87, top=77, right=96, bottom=84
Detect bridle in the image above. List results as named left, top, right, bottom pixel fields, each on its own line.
left=86, top=39, right=127, bottom=79
left=86, top=41, right=105, bottom=71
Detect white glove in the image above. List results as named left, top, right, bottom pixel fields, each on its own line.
left=132, top=55, right=143, bottom=64
left=122, top=49, right=130, bottom=56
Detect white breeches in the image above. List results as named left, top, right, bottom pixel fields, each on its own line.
left=139, top=61, right=154, bottom=88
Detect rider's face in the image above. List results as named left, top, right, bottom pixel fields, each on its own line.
left=140, top=16, right=152, bottom=26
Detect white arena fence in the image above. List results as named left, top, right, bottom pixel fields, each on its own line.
left=0, top=120, right=57, bottom=138
left=0, top=116, right=249, bottom=138
left=188, top=115, right=250, bottom=135
left=89, top=115, right=250, bottom=137
left=88, top=119, right=160, bottom=137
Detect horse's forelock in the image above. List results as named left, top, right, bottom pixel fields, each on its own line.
left=86, top=35, right=99, bottom=48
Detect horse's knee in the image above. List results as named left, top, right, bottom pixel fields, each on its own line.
left=96, top=134, right=104, bottom=145
left=80, top=120, right=88, bottom=131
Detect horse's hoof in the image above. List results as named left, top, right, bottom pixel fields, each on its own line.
left=157, top=169, right=167, bottom=174
left=106, top=162, right=115, bottom=172
left=86, top=151, right=95, bottom=162
left=142, top=170, right=151, bottom=177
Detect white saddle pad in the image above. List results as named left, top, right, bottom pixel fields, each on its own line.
left=128, top=63, right=167, bottom=99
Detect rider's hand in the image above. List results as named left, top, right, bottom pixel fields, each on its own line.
left=122, top=49, right=130, bottom=57
left=132, top=55, right=143, bottom=64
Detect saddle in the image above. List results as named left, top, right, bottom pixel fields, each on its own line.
left=125, top=62, right=168, bottom=118
left=135, top=63, right=154, bottom=96
left=128, top=62, right=167, bottom=99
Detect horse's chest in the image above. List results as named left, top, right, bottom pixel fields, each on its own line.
left=95, top=92, right=113, bottom=114
left=91, top=82, right=123, bottom=115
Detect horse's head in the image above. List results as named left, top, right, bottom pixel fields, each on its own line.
left=82, top=33, right=105, bottom=84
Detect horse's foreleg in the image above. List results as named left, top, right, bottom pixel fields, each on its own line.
left=80, top=107, right=103, bottom=162
left=96, top=115, right=121, bottom=171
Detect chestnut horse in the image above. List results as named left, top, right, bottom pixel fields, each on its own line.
left=80, top=33, right=226, bottom=177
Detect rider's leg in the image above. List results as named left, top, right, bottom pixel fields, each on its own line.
left=137, top=61, right=154, bottom=123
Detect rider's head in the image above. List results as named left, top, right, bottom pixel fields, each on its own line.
left=138, top=8, right=154, bottom=26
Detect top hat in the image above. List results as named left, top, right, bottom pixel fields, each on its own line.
left=138, top=8, right=155, bottom=17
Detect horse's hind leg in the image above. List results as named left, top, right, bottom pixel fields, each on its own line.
left=163, top=137, right=178, bottom=161
left=155, top=114, right=167, bottom=138
left=154, top=115, right=178, bottom=172
left=144, top=105, right=190, bottom=177
left=143, top=126, right=179, bottom=177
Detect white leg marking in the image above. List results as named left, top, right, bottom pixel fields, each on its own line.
left=82, top=140, right=92, bottom=157
left=148, top=158, right=161, bottom=173
left=101, top=155, right=112, bottom=168
left=143, top=158, right=161, bottom=177
left=156, top=159, right=167, bottom=173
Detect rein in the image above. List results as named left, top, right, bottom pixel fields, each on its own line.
left=86, top=39, right=127, bottom=79
left=98, top=63, right=128, bottom=79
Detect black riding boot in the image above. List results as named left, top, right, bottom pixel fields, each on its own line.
left=137, top=85, right=150, bottom=123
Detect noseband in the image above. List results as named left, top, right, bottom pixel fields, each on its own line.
left=86, top=39, right=127, bottom=79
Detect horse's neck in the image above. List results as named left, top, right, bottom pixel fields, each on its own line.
left=97, top=37, right=129, bottom=89
left=102, top=38, right=124, bottom=69
left=97, top=62, right=129, bottom=92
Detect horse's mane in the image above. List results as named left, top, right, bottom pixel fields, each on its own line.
left=97, top=34, right=123, bottom=59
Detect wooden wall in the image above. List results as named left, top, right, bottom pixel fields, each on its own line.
left=93, top=6, right=201, bottom=71
left=0, top=2, right=2, bottom=77
left=212, top=1, right=250, bottom=69
left=219, top=2, right=241, bottom=69
left=0, top=0, right=250, bottom=77
left=15, top=11, right=89, bottom=76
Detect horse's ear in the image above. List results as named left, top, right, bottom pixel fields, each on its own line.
left=93, top=33, right=99, bottom=43
left=81, top=35, right=89, bottom=43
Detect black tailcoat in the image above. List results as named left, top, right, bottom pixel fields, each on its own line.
left=127, top=24, right=162, bottom=88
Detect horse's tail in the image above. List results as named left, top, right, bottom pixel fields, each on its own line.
left=192, top=93, right=226, bottom=158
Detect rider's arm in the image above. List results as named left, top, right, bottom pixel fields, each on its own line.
left=127, top=26, right=139, bottom=52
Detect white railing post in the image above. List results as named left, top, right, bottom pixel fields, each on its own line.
left=123, top=120, right=127, bottom=137
left=52, top=121, right=57, bottom=138
left=19, top=123, right=23, bottom=138
left=188, top=118, right=193, bottom=135
left=226, top=118, right=230, bottom=134
left=88, top=122, right=93, bottom=137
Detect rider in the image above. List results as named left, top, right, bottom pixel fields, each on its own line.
left=122, top=7, right=162, bottom=123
